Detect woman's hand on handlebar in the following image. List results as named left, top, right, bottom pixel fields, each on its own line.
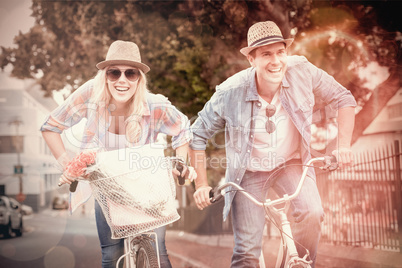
left=193, top=185, right=212, bottom=210
left=172, top=164, right=197, bottom=182
left=58, top=171, right=75, bottom=186
left=332, top=148, right=354, bottom=169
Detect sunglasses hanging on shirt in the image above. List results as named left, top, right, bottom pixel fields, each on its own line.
left=265, top=103, right=276, bottom=134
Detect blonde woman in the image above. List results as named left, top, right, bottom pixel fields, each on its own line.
left=41, top=40, right=196, bottom=268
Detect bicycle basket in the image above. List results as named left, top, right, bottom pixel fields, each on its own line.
left=87, top=148, right=180, bottom=239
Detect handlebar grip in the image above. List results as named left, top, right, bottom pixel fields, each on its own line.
left=176, top=163, right=185, bottom=186
left=69, top=181, right=78, bottom=192
left=327, top=155, right=337, bottom=163
left=323, top=155, right=338, bottom=171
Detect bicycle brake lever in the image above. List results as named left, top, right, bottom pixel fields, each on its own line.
left=209, top=188, right=223, bottom=203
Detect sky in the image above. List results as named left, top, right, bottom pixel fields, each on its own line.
left=0, top=0, right=69, bottom=105
left=0, top=0, right=35, bottom=48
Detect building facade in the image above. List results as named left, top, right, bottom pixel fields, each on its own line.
left=352, top=88, right=402, bottom=152
left=0, top=73, right=63, bottom=212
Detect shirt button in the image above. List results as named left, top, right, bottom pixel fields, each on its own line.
left=236, top=178, right=240, bottom=181
left=250, top=135, right=254, bottom=138
left=257, top=102, right=261, bottom=107
left=247, top=150, right=250, bottom=153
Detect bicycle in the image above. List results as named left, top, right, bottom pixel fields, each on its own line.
left=60, top=146, right=189, bottom=268
left=209, top=155, right=338, bottom=268
left=113, top=156, right=188, bottom=268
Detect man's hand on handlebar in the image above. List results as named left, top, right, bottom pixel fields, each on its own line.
left=193, top=185, right=212, bottom=210
left=332, top=147, right=354, bottom=169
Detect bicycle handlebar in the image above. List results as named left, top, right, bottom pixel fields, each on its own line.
left=209, top=155, right=337, bottom=206
left=59, top=156, right=189, bottom=191
left=170, top=157, right=187, bottom=186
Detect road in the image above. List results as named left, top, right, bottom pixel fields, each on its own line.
left=0, top=202, right=210, bottom=268
left=0, top=205, right=101, bottom=268
left=1, top=204, right=400, bottom=268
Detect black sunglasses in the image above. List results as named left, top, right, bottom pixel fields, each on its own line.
left=265, top=103, right=276, bottom=134
left=106, top=68, right=140, bottom=82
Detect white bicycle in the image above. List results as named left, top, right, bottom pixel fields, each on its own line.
left=111, top=157, right=188, bottom=268
left=60, top=145, right=189, bottom=268
left=209, top=156, right=338, bottom=268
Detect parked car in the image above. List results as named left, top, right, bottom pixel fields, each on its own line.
left=21, top=204, right=33, bottom=216
left=0, top=196, right=23, bottom=237
left=52, top=194, right=68, bottom=210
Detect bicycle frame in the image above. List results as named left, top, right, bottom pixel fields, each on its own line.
left=211, top=156, right=336, bottom=268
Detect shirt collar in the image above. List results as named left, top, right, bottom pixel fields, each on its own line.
left=282, top=74, right=290, bottom=88
left=246, top=68, right=259, bottom=102
left=246, top=68, right=290, bottom=101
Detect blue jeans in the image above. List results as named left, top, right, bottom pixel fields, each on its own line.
left=230, top=160, right=324, bottom=268
left=94, top=200, right=172, bottom=268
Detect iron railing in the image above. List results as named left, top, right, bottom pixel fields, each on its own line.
left=317, top=140, right=402, bottom=252
left=169, top=140, right=402, bottom=253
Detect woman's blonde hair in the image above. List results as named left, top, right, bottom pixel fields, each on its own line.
left=91, top=67, right=148, bottom=143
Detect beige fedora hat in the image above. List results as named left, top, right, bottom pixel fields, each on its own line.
left=96, top=40, right=150, bottom=73
left=240, top=21, right=294, bottom=56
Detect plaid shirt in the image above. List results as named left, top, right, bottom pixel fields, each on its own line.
left=41, top=79, right=191, bottom=150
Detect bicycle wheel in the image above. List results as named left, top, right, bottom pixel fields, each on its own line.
left=135, top=238, right=159, bottom=268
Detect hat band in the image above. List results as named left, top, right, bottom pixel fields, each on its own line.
left=250, top=35, right=285, bottom=47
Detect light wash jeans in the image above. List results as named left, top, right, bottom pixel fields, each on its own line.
left=94, top=200, right=172, bottom=268
left=230, top=160, right=324, bottom=268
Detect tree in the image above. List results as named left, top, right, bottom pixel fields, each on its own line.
left=0, top=0, right=314, bottom=116
left=290, top=0, right=401, bottom=147
left=1, top=0, right=400, bottom=185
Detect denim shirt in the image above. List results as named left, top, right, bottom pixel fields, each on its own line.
left=190, top=55, right=357, bottom=219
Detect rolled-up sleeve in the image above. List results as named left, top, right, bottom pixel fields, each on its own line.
left=190, top=90, right=226, bottom=151
left=155, top=99, right=192, bottom=150
left=308, top=61, right=357, bottom=110
left=169, top=108, right=192, bottom=150
left=40, top=80, right=93, bottom=133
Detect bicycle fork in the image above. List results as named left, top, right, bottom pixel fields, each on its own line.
left=267, top=195, right=312, bottom=268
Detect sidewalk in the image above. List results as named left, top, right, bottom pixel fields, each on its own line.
left=166, top=230, right=402, bottom=268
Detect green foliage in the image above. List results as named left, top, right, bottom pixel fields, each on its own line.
left=1, top=0, right=400, bottom=183
left=0, top=0, right=315, bottom=117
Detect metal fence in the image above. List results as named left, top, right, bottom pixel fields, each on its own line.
left=317, top=140, right=402, bottom=252
left=169, top=140, right=402, bottom=253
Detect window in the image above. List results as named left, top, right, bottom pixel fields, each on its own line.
left=388, top=103, right=402, bottom=119
left=0, top=136, right=24, bottom=153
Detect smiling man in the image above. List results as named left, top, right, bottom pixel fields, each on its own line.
left=190, top=21, right=357, bottom=267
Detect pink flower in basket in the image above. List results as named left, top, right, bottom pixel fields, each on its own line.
left=65, top=151, right=96, bottom=178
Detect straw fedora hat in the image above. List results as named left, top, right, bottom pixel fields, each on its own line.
left=96, top=40, right=150, bottom=73
left=240, top=21, right=294, bottom=56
